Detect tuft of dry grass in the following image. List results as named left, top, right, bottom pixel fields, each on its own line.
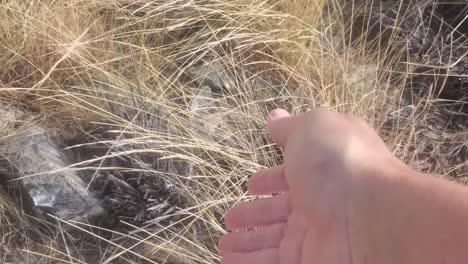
left=0, top=0, right=466, bottom=263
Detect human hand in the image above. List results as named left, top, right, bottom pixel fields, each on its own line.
left=219, top=109, right=408, bottom=264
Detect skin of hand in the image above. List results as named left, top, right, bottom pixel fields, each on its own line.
left=218, top=108, right=468, bottom=264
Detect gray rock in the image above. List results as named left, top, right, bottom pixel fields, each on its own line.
left=190, top=85, right=221, bottom=135
left=186, top=63, right=236, bottom=94
left=187, top=62, right=286, bottom=100
left=0, top=105, right=106, bottom=225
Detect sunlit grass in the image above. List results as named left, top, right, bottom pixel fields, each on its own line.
left=0, top=0, right=466, bottom=263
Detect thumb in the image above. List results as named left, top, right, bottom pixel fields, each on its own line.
left=267, top=109, right=301, bottom=149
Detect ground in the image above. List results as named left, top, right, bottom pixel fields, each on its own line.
left=0, top=0, right=466, bottom=263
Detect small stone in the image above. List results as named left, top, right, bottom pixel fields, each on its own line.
left=190, top=85, right=221, bottom=135
left=186, top=63, right=235, bottom=94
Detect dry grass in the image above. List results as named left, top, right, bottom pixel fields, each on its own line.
left=0, top=0, right=466, bottom=263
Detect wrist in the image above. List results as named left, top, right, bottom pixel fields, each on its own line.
left=347, top=158, right=419, bottom=264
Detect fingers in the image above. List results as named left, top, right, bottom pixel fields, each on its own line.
left=248, top=165, right=288, bottom=195
left=267, top=109, right=301, bottom=149
left=218, top=223, right=285, bottom=254
left=225, top=194, right=290, bottom=231
left=221, top=248, right=279, bottom=264
left=279, top=214, right=308, bottom=264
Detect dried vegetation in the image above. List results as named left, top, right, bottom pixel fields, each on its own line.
left=0, top=0, right=466, bottom=263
